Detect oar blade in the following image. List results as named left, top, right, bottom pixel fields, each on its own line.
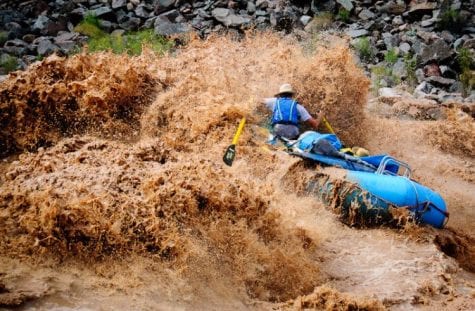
left=223, top=144, right=236, bottom=166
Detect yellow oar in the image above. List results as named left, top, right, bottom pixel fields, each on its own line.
left=223, top=118, right=246, bottom=166
left=322, top=116, right=335, bottom=134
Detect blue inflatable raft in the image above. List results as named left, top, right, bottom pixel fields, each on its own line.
left=279, top=131, right=449, bottom=229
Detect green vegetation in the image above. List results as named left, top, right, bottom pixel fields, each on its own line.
left=0, top=31, right=8, bottom=46
left=371, top=65, right=400, bottom=94
left=404, top=53, right=418, bottom=89
left=384, top=48, right=398, bottom=65
left=74, top=13, right=173, bottom=56
left=337, top=8, right=350, bottom=23
left=355, top=36, right=373, bottom=62
left=457, top=48, right=474, bottom=97
left=74, top=13, right=105, bottom=38
left=438, top=8, right=465, bottom=33
left=0, top=54, right=18, bottom=74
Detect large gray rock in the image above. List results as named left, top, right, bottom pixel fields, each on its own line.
left=135, top=5, right=150, bottom=18
left=346, top=29, right=369, bottom=38
left=392, top=59, right=407, bottom=78
left=426, top=76, right=456, bottom=88
left=211, top=8, right=250, bottom=27
left=463, top=38, right=475, bottom=49
left=300, top=15, right=312, bottom=26
left=399, top=42, right=411, bottom=54
left=54, top=31, right=79, bottom=43
left=119, top=16, right=141, bottom=31
left=112, top=0, right=126, bottom=9
left=56, top=40, right=76, bottom=54
left=382, top=32, right=399, bottom=49
left=32, top=15, right=50, bottom=32
left=377, top=0, right=406, bottom=14
left=247, top=1, right=256, bottom=14
left=154, top=16, right=190, bottom=35
left=37, top=39, right=60, bottom=56
left=407, top=2, right=438, bottom=19
left=358, top=9, right=375, bottom=20
left=420, top=39, right=454, bottom=64
left=336, top=0, right=353, bottom=11
left=94, top=6, right=113, bottom=17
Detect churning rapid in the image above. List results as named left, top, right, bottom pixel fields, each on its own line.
left=0, top=32, right=474, bottom=310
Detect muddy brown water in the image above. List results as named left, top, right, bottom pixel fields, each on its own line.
left=0, top=33, right=474, bottom=310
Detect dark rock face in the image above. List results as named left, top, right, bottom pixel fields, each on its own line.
left=0, top=0, right=474, bottom=101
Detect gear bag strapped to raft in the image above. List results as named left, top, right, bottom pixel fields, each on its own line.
left=272, top=98, right=299, bottom=125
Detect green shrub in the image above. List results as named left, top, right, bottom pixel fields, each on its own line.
left=88, top=29, right=173, bottom=56
left=438, top=8, right=465, bottom=33
left=457, top=48, right=474, bottom=97
left=355, top=36, right=372, bottom=62
left=74, top=14, right=173, bottom=56
left=0, top=55, right=18, bottom=74
left=371, top=65, right=400, bottom=94
left=0, top=31, right=8, bottom=46
left=74, top=22, right=105, bottom=39
left=337, top=8, right=350, bottom=23
left=384, top=48, right=398, bottom=65
left=403, top=53, right=418, bottom=88
left=83, top=12, right=101, bottom=28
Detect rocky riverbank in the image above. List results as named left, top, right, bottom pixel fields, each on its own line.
left=0, top=0, right=474, bottom=104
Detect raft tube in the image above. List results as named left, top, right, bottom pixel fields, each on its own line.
left=284, top=132, right=449, bottom=228
left=346, top=171, right=449, bottom=228
left=306, top=171, right=449, bottom=228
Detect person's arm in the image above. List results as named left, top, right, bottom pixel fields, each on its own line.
left=299, top=105, right=323, bottom=130
left=306, top=110, right=324, bottom=129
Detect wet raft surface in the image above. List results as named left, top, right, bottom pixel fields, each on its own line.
left=0, top=33, right=474, bottom=310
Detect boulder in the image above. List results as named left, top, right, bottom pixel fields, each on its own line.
left=56, top=40, right=76, bottom=54
left=94, top=6, right=113, bottom=18
left=392, top=58, right=407, bottom=78
left=112, top=0, right=126, bottom=9
left=32, top=15, right=50, bottom=32
left=420, top=18, right=436, bottom=27
left=300, top=15, right=312, bottom=26
left=463, top=39, right=475, bottom=49
left=256, top=0, right=269, bottom=10
left=211, top=8, right=250, bottom=27
left=392, top=16, right=404, bottom=26
left=135, top=5, right=150, bottom=18
left=154, top=15, right=190, bottom=35
left=358, top=9, right=375, bottom=20
left=399, top=42, right=411, bottom=54
left=247, top=1, right=256, bottom=14
left=346, top=29, right=369, bottom=38
left=420, top=39, right=453, bottom=64
left=426, top=76, right=456, bottom=88
left=119, top=16, right=141, bottom=31
left=37, top=39, right=60, bottom=56
left=54, top=31, right=79, bottom=43
left=407, top=2, right=437, bottom=20
left=377, top=0, right=406, bottom=15
left=336, top=0, right=353, bottom=12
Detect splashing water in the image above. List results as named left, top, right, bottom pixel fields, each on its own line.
left=0, top=32, right=474, bottom=310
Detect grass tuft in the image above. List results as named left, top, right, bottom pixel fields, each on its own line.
left=354, top=36, right=373, bottom=62
left=0, top=54, right=18, bottom=74
left=73, top=14, right=173, bottom=56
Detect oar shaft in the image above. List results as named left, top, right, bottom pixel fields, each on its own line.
left=322, top=117, right=335, bottom=134
left=232, top=118, right=246, bottom=145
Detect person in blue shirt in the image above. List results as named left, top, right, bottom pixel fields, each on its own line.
left=262, top=83, right=323, bottom=140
